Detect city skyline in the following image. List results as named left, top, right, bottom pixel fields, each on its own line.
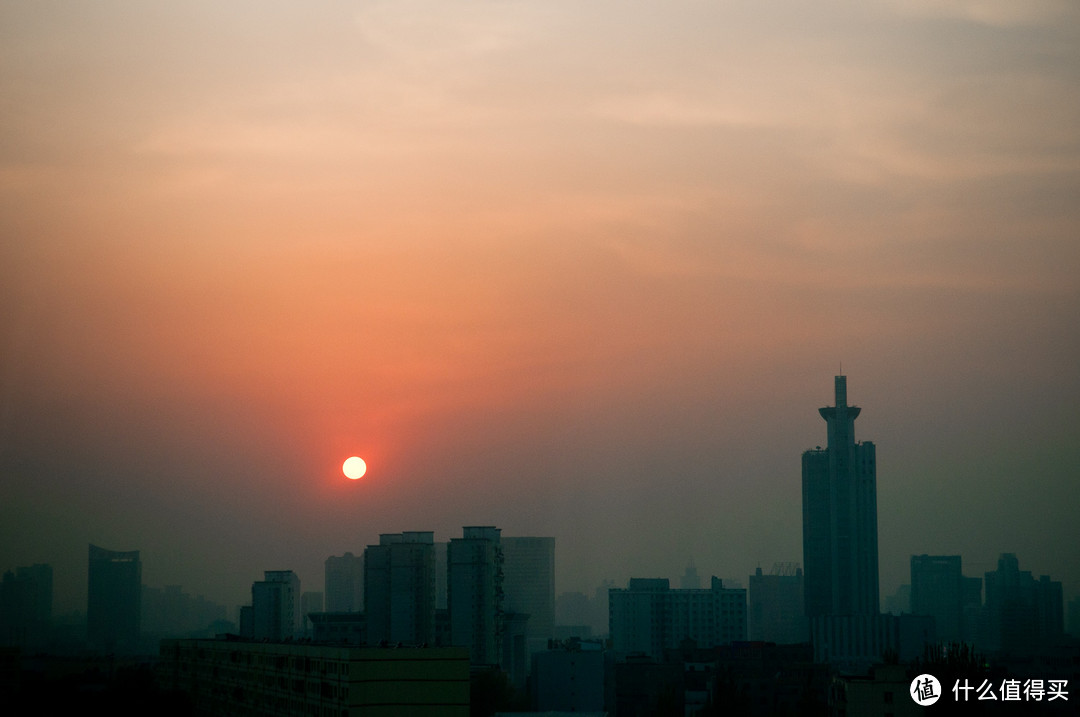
left=2, top=1, right=1078, bottom=616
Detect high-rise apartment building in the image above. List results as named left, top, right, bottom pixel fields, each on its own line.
left=500, top=537, right=555, bottom=661
left=325, top=552, right=364, bottom=613
left=448, top=526, right=503, bottom=666
left=252, top=570, right=300, bottom=641
left=87, top=544, right=142, bottom=652
left=365, top=531, right=437, bottom=645
left=802, top=376, right=879, bottom=617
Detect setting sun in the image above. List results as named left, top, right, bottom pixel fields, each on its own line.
left=342, top=456, right=367, bottom=480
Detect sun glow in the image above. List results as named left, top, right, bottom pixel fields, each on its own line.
left=342, top=456, right=367, bottom=480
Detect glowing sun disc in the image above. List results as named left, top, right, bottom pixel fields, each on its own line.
left=343, top=456, right=367, bottom=480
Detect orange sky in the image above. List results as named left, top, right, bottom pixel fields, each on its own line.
left=2, top=1, right=1078, bottom=613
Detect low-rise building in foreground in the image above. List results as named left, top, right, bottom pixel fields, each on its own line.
left=159, top=638, right=469, bottom=716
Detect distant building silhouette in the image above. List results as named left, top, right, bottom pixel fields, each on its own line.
left=882, top=584, right=910, bottom=616
left=0, top=563, right=52, bottom=649
left=500, top=536, right=555, bottom=665
left=802, top=375, right=879, bottom=617
left=555, top=581, right=612, bottom=638
left=910, top=554, right=981, bottom=644
left=809, top=612, right=935, bottom=669
left=981, top=552, right=1063, bottom=655
left=364, top=531, right=437, bottom=645
left=87, top=544, right=141, bottom=652
left=448, top=526, right=503, bottom=666
left=324, top=552, right=363, bottom=613
left=299, top=591, right=323, bottom=637
left=142, top=584, right=228, bottom=638
left=679, top=561, right=701, bottom=590
left=749, top=564, right=808, bottom=644
left=1068, top=595, right=1080, bottom=638
left=608, top=577, right=746, bottom=660
left=251, top=570, right=300, bottom=641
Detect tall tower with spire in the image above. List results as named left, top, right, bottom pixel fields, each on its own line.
left=802, top=376, right=879, bottom=617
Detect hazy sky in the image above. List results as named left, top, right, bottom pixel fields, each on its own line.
left=2, top=1, right=1078, bottom=615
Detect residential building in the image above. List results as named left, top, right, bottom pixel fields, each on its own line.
left=448, top=526, right=503, bottom=666
left=252, top=570, right=301, bottom=641
left=158, top=638, right=469, bottom=716
left=608, top=577, right=746, bottom=660
left=500, top=536, right=555, bottom=663
left=325, top=552, right=364, bottom=613
left=364, top=531, right=436, bottom=645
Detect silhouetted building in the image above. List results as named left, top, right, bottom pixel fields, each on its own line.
left=532, top=639, right=606, bottom=712
left=802, top=375, right=878, bottom=618
left=238, top=605, right=253, bottom=638
left=500, top=536, right=555, bottom=664
left=0, top=563, right=52, bottom=650
left=830, top=663, right=922, bottom=717
left=882, top=584, right=910, bottom=616
left=364, top=531, right=436, bottom=645
left=749, top=563, right=808, bottom=644
left=142, top=584, right=228, bottom=639
left=325, top=552, right=363, bottom=613
left=1068, top=596, right=1080, bottom=638
left=612, top=654, right=684, bottom=717
left=252, top=570, right=300, bottom=641
left=448, top=526, right=503, bottom=666
left=910, top=554, right=983, bottom=645
left=87, top=544, right=141, bottom=653
left=501, top=610, right=530, bottom=688
left=300, top=591, right=323, bottom=637
left=1, top=564, right=52, bottom=649
left=556, top=583, right=611, bottom=638
left=707, top=642, right=830, bottom=717
left=434, top=542, right=449, bottom=610
left=608, top=577, right=746, bottom=660
left=810, top=613, right=934, bottom=671
left=982, top=553, right=1063, bottom=655
left=310, top=612, right=366, bottom=645
left=159, top=638, right=469, bottom=716
left=680, top=561, right=702, bottom=590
